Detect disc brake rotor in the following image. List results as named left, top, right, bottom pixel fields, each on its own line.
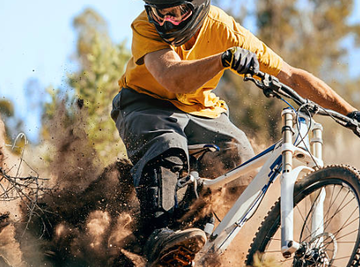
left=294, top=232, right=337, bottom=267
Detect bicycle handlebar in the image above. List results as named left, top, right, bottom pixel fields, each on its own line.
left=243, top=70, right=360, bottom=138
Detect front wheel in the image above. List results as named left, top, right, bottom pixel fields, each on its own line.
left=245, top=165, right=360, bottom=267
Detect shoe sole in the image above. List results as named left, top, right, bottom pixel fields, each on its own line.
left=149, top=228, right=207, bottom=267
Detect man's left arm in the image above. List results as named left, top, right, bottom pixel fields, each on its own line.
left=276, top=62, right=357, bottom=115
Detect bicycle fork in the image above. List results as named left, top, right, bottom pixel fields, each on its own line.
left=280, top=109, right=324, bottom=258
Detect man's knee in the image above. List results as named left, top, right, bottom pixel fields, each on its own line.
left=136, top=149, right=187, bottom=224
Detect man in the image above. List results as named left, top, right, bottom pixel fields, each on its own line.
left=111, top=0, right=360, bottom=266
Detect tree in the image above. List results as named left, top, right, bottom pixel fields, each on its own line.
left=42, top=8, right=130, bottom=166
left=70, top=8, right=131, bottom=165
left=213, top=0, right=360, bottom=143
left=0, top=100, right=14, bottom=145
left=0, top=99, right=25, bottom=148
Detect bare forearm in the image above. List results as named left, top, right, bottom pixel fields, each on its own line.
left=145, top=49, right=224, bottom=94
left=277, top=64, right=356, bottom=115
left=162, top=54, right=224, bottom=93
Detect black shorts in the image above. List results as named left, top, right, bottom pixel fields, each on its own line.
left=111, top=88, right=255, bottom=187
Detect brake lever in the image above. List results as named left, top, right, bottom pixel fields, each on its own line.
left=243, top=75, right=264, bottom=88
left=262, top=73, right=282, bottom=91
left=244, top=73, right=282, bottom=99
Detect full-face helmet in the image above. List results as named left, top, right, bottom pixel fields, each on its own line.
left=144, top=0, right=210, bottom=47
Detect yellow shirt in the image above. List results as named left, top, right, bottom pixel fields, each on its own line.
left=119, top=5, right=283, bottom=118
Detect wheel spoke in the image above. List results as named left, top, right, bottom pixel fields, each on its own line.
left=323, top=194, right=355, bottom=231
left=335, top=228, right=359, bottom=241
left=299, top=186, right=358, bottom=244
left=245, top=166, right=360, bottom=267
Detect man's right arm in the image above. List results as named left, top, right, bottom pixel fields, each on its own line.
left=144, top=48, right=224, bottom=94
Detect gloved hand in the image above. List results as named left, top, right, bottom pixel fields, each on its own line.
left=347, top=111, right=360, bottom=122
left=221, top=47, right=260, bottom=75
left=347, top=111, right=360, bottom=138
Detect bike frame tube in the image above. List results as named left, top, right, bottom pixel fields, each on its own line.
left=197, top=111, right=324, bottom=260
left=201, top=143, right=277, bottom=190
left=200, top=143, right=281, bottom=255
left=198, top=143, right=319, bottom=258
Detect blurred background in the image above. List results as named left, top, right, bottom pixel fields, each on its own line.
left=1, top=1, right=360, bottom=266
left=1, top=0, right=360, bottom=166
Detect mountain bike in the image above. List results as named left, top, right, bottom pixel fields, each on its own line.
left=174, top=71, right=360, bottom=266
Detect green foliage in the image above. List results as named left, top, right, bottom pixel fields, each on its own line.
left=215, top=0, right=360, bottom=143
left=39, top=2, right=360, bottom=163
left=0, top=99, right=14, bottom=118
left=257, top=0, right=357, bottom=76
left=0, top=99, right=14, bottom=145
left=42, top=8, right=130, bottom=166
left=0, top=99, right=25, bottom=148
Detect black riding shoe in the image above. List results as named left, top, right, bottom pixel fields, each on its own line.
left=144, top=227, right=207, bottom=267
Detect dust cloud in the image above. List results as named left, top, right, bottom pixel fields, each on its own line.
left=1, top=110, right=360, bottom=266
left=0, top=110, right=144, bottom=267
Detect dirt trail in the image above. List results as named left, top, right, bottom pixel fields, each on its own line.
left=1, top=113, right=360, bottom=266
left=0, top=111, right=278, bottom=266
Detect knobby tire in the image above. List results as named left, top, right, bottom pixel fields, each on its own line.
left=245, top=165, right=360, bottom=267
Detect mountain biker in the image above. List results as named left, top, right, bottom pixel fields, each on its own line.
left=111, top=0, right=360, bottom=266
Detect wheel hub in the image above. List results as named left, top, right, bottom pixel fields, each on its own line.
left=293, top=232, right=337, bottom=266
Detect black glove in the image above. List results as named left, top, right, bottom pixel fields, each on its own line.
left=347, top=111, right=360, bottom=122
left=221, top=47, right=260, bottom=75
left=347, top=111, right=360, bottom=137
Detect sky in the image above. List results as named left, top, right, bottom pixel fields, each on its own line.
left=0, top=0, right=145, bottom=141
left=0, top=0, right=360, bottom=142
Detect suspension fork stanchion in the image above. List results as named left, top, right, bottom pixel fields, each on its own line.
left=280, top=109, right=300, bottom=257
left=310, top=123, right=325, bottom=238
left=311, top=123, right=323, bottom=162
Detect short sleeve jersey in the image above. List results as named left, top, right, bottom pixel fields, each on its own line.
left=118, top=5, right=283, bottom=118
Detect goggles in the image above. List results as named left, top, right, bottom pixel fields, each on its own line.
left=145, top=3, right=193, bottom=26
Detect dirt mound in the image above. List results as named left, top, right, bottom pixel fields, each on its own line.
left=0, top=113, right=282, bottom=266
left=0, top=111, right=146, bottom=266
left=18, top=159, right=146, bottom=267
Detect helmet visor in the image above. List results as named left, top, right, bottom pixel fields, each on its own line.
left=145, top=3, right=193, bottom=26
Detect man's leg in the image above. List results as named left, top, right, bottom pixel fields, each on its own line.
left=136, top=149, right=187, bottom=237
left=111, top=90, right=207, bottom=266
left=136, top=150, right=207, bottom=266
left=186, top=112, right=256, bottom=184
left=178, top=113, right=256, bottom=238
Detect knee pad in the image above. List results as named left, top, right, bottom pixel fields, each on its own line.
left=136, top=152, right=187, bottom=220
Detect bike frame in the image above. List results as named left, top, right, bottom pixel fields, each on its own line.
left=196, top=108, right=325, bottom=261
